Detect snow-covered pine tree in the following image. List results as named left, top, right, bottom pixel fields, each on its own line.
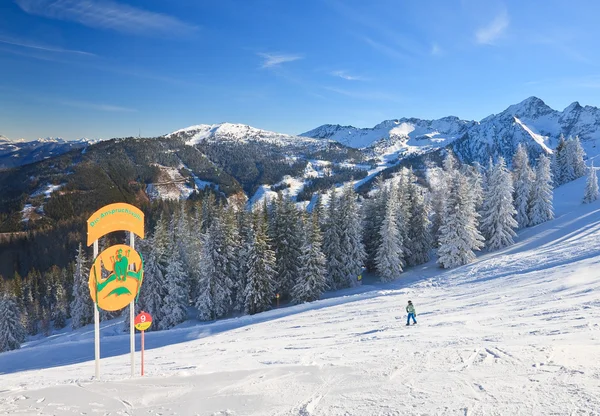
left=272, top=194, right=303, bottom=299
left=406, top=178, right=432, bottom=266
left=0, top=294, right=25, bottom=352
left=568, top=136, right=587, bottom=179
left=583, top=163, right=599, bottom=204
left=363, top=176, right=388, bottom=272
left=429, top=152, right=457, bottom=245
left=292, top=211, right=327, bottom=303
left=136, top=235, right=165, bottom=331
left=393, top=169, right=412, bottom=260
left=512, top=144, right=535, bottom=229
left=323, top=188, right=344, bottom=289
left=554, top=134, right=569, bottom=185
left=437, top=171, right=485, bottom=268
left=529, top=154, right=555, bottom=226
left=159, top=246, right=188, bottom=330
left=234, top=210, right=254, bottom=312
left=480, top=157, right=518, bottom=250
left=375, top=190, right=404, bottom=282
left=52, top=270, right=69, bottom=329
left=244, top=212, right=276, bottom=315
left=195, top=217, right=234, bottom=321
left=336, top=184, right=366, bottom=288
left=70, top=243, right=94, bottom=329
left=561, top=137, right=577, bottom=184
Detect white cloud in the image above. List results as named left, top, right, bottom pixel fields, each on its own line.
left=58, top=99, right=137, bottom=112
left=324, top=86, right=401, bottom=102
left=15, top=0, right=197, bottom=36
left=258, top=52, right=303, bottom=68
left=331, top=70, right=367, bottom=81
left=431, top=43, right=442, bottom=56
left=362, top=37, right=412, bottom=61
left=0, top=37, right=95, bottom=56
left=475, top=9, right=509, bottom=45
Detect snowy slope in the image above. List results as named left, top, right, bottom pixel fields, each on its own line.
left=1, top=179, right=599, bottom=415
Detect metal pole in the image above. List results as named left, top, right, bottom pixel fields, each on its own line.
left=129, top=231, right=135, bottom=378
left=93, top=240, right=100, bottom=380
left=141, top=330, right=145, bottom=376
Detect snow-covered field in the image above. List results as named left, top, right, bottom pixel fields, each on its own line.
left=1, top=178, right=600, bottom=415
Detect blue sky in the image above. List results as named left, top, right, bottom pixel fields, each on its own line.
left=1, top=0, right=600, bottom=140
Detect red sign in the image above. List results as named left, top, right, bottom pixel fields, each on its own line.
left=134, top=312, right=152, bottom=331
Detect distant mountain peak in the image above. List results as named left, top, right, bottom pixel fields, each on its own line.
left=503, top=96, right=554, bottom=119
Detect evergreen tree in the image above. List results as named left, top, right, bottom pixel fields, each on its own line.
left=292, top=212, right=327, bottom=303
left=0, top=295, right=25, bottom=352
left=406, top=179, right=432, bottom=266
left=52, top=270, right=69, bottom=329
left=529, top=154, right=555, bottom=226
left=234, top=210, right=254, bottom=312
left=244, top=213, right=276, bottom=315
left=323, top=188, right=344, bottom=289
left=336, top=184, right=366, bottom=288
left=583, top=163, right=599, bottom=204
left=480, top=157, right=518, bottom=250
left=512, top=144, right=535, bottom=228
left=554, top=134, right=571, bottom=185
left=437, top=172, right=485, bottom=268
left=362, top=176, right=388, bottom=272
left=137, top=236, right=165, bottom=331
left=272, top=194, right=303, bottom=299
left=195, top=218, right=234, bottom=320
left=70, top=243, right=94, bottom=329
left=567, top=136, right=587, bottom=179
left=375, top=193, right=404, bottom=282
left=159, top=248, right=188, bottom=330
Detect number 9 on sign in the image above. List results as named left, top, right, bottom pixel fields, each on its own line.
left=134, top=312, right=152, bottom=331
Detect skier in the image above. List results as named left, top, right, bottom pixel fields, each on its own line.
left=406, top=300, right=417, bottom=326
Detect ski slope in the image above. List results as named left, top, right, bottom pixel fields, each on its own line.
left=1, top=178, right=600, bottom=415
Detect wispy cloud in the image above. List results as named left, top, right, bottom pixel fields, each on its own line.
left=330, top=70, right=367, bottom=81
left=475, top=9, right=509, bottom=45
left=0, top=37, right=95, bottom=56
left=362, top=37, right=412, bottom=61
left=431, top=43, right=442, bottom=56
left=15, top=0, right=197, bottom=37
left=258, top=52, right=303, bottom=68
left=58, top=99, right=137, bottom=112
left=324, top=86, right=401, bottom=102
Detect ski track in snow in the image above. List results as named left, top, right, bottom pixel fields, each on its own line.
left=1, top=179, right=600, bottom=415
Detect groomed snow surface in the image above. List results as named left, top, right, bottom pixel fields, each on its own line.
left=1, top=178, right=600, bottom=415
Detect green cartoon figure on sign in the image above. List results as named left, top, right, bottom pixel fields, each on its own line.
left=112, top=248, right=130, bottom=281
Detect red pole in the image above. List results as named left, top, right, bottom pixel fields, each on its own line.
left=141, top=330, right=145, bottom=376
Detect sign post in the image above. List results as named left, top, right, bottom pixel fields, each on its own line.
left=134, top=311, right=152, bottom=376
left=276, top=293, right=280, bottom=308
left=86, top=203, right=145, bottom=379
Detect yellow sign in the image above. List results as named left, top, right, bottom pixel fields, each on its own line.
left=89, top=245, right=144, bottom=312
left=87, top=203, right=145, bottom=246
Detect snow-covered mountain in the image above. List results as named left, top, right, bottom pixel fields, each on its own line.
left=302, top=97, right=600, bottom=164
left=0, top=136, right=91, bottom=169
left=302, top=117, right=474, bottom=159
left=166, top=122, right=328, bottom=149
left=453, top=97, right=600, bottom=164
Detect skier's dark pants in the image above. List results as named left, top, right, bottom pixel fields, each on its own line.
left=407, top=313, right=417, bottom=325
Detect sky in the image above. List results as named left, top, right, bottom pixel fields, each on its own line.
left=1, top=0, right=600, bottom=141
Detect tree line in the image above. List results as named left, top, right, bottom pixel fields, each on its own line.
left=1, top=136, right=594, bottom=353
